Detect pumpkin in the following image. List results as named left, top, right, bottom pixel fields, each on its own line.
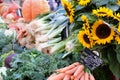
left=22, top=0, right=50, bottom=22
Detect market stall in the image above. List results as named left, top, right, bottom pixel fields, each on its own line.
left=0, top=0, right=120, bottom=80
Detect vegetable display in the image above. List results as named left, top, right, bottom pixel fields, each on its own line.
left=0, top=0, right=120, bottom=80
left=48, top=62, right=95, bottom=80
left=1, top=49, right=80, bottom=80
left=17, top=12, right=70, bottom=54
left=4, top=53, right=16, bottom=68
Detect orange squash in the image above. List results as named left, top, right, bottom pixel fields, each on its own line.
left=22, top=0, right=50, bottom=22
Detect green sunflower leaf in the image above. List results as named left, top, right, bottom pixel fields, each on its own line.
left=106, top=3, right=119, bottom=11
left=92, top=0, right=109, bottom=7
left=109, top=60, right=120, bottom=79
left=115, top=45, right=120, bottom=64
left=108, top=0, right=117, bottom=3
left=76, top=5, right=84, bottom=11
left=117, top=53, right=120, bottom=64
left=107, top=47, right=120, bottom=79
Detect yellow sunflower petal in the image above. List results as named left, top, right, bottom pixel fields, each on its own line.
left=81, top=15, right=88, bottom=22
left=115, top=34, right=120, bottom=44
left=78, top=0, right=91, bottom=6
left=113, top=13, right=120, bottom=21
left=92, top=7, right=113, bottom=17
left=117, top=22, right=120, bottom=32
left=78, top=30, right=93, bottom=48
left=81, top=15, right=90, bottom=31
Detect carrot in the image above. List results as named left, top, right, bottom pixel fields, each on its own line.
left=74, top=71, right=84, bottom=80
left=56, top=62, right=80, bottom=73
left=80, top=73, right=85, bottom=80
left=65, top=66, right=78, bottom=75
left=72, top=62, right=80, bottom=66
left=71, top=76, right=75, bottom=80
left=73, top=65, right=84, bottom=77
left=89, top=74, right=95, bottom=80
left=63, top=74, right=71, bottom=80
left=47, top=73, right=57, bottom=80
left=84, top=72, right=89, bottom=80
left=48, top=73, right=66, bottom=80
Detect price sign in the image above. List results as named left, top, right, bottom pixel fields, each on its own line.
left=80, top=48, right=103, bottom=71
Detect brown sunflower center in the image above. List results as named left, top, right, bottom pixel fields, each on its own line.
left=98, top=12, right=107, bottom=14
left=96, top=23, right=111, bottom=39
left=83, top=34, right=90, bottom=44
left=64, top=4, right=70, bottom=16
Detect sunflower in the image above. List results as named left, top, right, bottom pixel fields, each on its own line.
left=113, top=13, right=120, bottom=21
left=78, top=0, right=91, bottom=6
left=78, top=30, right=93, bottom=48
left=115, top=34, right=120, bottom=44
left=82, top=22, right=91, bottom=35
left=81, top=15, right=90, bottom=31
left=92, top=7, right=113, bottom=17
left=92, top=19, right=115, bottom=45
left=61, top=0, right=75, bottom=23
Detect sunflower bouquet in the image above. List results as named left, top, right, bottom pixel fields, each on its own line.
left=61, top=0, right=120, bottom=79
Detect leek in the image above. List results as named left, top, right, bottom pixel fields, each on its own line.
left=50, top=40, right=66, bottom=54
left=46, top=15, right=68, bottom=35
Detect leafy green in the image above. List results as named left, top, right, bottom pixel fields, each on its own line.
left=0, top=29, right=24, bottom=55
left=0, top=29, right=13, bottom=49
left=3, top=49, right=81, bottom=80
left=0, top=23, right=7, bottom=29
left=93, top=65, right=113, bottom=80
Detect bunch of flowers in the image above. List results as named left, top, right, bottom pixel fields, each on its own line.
left=61, top=0, right=120, bottom=79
